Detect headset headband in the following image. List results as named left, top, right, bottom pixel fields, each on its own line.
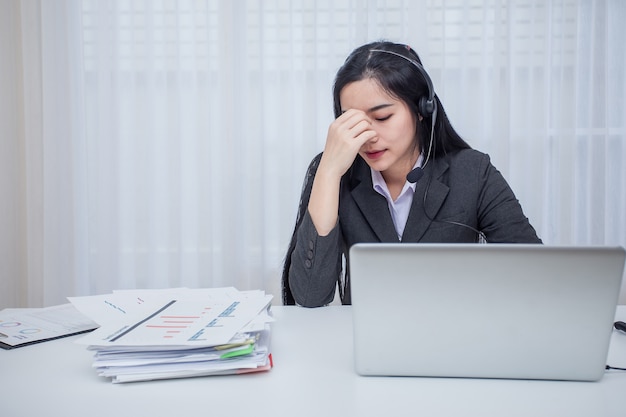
left=369, top=48, right=436, bottom=117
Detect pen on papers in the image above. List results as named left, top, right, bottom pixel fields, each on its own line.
left=615, top=321, right=626, bottom=333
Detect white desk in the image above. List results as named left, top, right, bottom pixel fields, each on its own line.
left=1, top=306, right=625, bottom=417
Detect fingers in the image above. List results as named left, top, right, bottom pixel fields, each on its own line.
left=319, top=109, right=377, bottom=178
left=331, top=109, right=377, bottom=146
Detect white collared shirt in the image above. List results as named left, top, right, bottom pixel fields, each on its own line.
left=371, top=154, right=424, bottom=241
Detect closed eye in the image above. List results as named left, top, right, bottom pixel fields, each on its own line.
left=375, top=114, right=392, bottom=121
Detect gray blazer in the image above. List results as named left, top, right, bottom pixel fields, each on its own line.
left=283, top=148, right=541, bottom=307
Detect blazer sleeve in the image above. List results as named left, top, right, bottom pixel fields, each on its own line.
left=281, top=153, right=344, bottom=307
left=475, top=153, right=542, bottom=243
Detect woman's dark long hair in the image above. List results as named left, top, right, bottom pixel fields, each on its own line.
left=332, top=41, right=471, bottom=157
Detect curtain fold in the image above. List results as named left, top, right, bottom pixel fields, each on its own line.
left=0, top=0, right=25, bottom=306
left=2, top=0, right=625, bottom=309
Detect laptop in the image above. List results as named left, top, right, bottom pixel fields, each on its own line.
left=349, top=244, right=625, bottom=381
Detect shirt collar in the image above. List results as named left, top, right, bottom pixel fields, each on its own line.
left=371, top=154, right=424, bottom=199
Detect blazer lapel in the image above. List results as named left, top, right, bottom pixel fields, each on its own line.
left=402, top=159, right=450, bottom=242
left=347, top=158, right=399, bottom=242
left=350, top=180, right=399, bottom=242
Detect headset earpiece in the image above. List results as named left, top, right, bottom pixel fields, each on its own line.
left=419, top=96, right=435, bottom=118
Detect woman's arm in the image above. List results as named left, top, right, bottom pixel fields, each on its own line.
left=308, top=109, right=376, bottom=236
left=282, top=154, right=344, bottom=307
left=284, top=110, right=377, bottom=306
left=475, top=153, right=542, bottom=243
left=288, top=211, right=343, bottom=307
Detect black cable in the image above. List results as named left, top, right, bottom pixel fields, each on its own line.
left=422, top=166, right=487, bottom=244
left=605, top=322, right=626, bottom=372
left=416, top=108, right=487, bottom=244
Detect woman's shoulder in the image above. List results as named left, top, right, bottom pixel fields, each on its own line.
left=446, top=147, right=489, bottom=162
left=441, top=148, right=492, bottom=172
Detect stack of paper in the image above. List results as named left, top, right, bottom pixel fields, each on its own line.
left=69, top=287, right=274, bottom=383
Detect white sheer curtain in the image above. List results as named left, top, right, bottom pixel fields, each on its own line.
left=2, top=0, right=625, bottom=308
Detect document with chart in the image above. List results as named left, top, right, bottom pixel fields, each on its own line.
left=0, top=304, right=98, bottom=349
left=68, top=287, right=274, bottom=383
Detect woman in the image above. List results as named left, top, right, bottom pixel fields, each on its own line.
left=282, top=41, right=541, bottom=307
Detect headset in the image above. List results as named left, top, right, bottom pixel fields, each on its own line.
left=370, top=48, right=436, bottom=178
left=370, top=47, right=487, bottom=243
left=369, top=48, right=436, bottom=118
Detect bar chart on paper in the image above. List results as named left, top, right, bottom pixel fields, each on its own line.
left=150, top=313, right=206, bottom=339
left=100, top=299, right=256, bottom=346
left=143, top=303, right=219, bottom=340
